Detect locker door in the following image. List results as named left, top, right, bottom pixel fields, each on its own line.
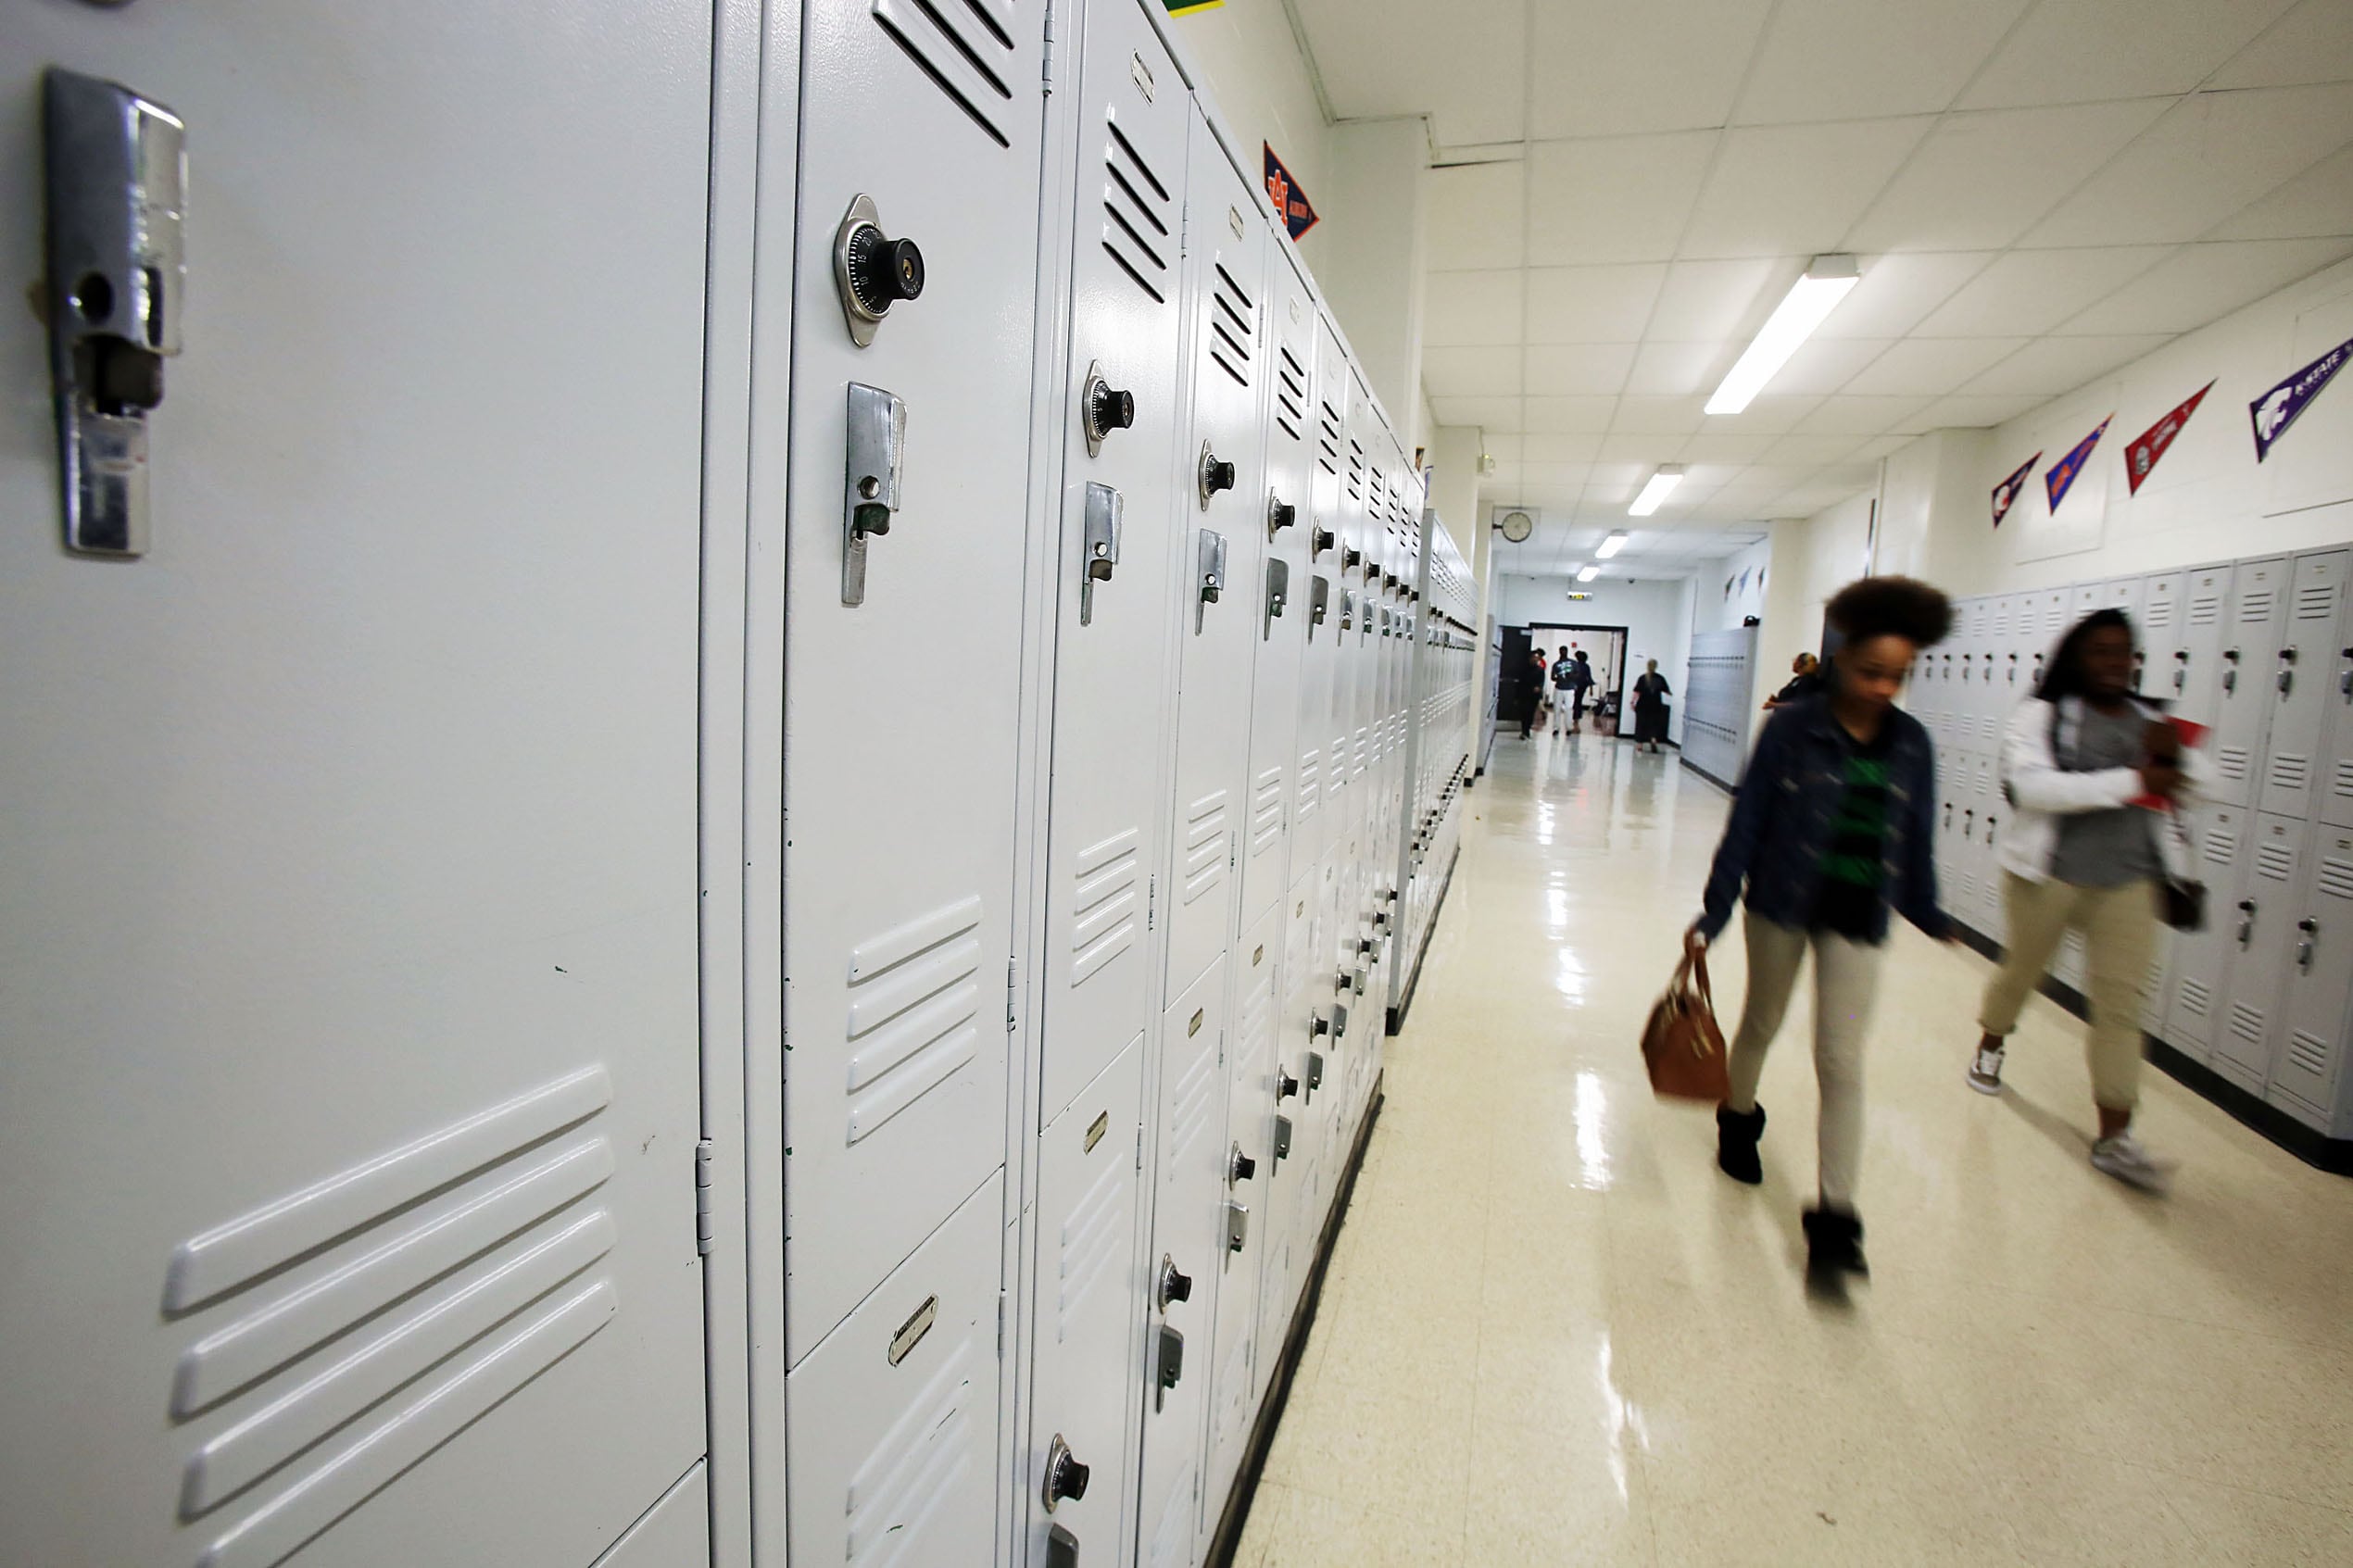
left=1139, top=957, right=1229, bottom=1568
left=2023, top=587, right=2072, bottom=700
left=1, top=14, right=711, bottom=1565
left=1164, top=117, right=1271, bottom=997
left=2070, top=581, right=2104, bottom=620
left=1037, top=0, right=1189, bottom=1131
left=1295, top=323, right=1348, bottom=874
left=2164, top=805, right=2256, bottom=1056
left=2214, top=814, right=2305, bottom=1090
left=1240, top=247, right=1316, bottom=934
left=1253, top=878, right=1319, bottom=1402
left=2271, top=827, right=2353, bottom=1121
left=2319, top=638, right=2353, bottom=829
left=784, top=0, right=1046, bottom=1361
left=2102, top=578, right=2147, bottom=694
left=1206, top=920, right=1280, bottom=1519
left=2208, top=558, right=2287, bottom=806
left=2171, top=564, right=2234, bottom=731
left=1026, top=1039, right=1147, bottom=1568
left=2257, top=552, right=2348, bottom=821
left=2140, top=925, right=2178, bottom=1037
left=1980, top=792, right=2009, bottom=943
left=2140, top=571, right=2186, bottom=705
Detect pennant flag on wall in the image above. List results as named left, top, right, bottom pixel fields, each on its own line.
left=2123, top=381, right=2213, bottom=494
left=2250, top=335, right=2353, bottom=462
left=2045, top=417, right=2111, bottom=513
left=1991, top=452, right=2040, bottom=527
left=1264, top=143, right=1317, bottom=241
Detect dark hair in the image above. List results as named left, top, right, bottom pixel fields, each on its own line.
left=1825, top=575, right=1953, bottom=650
left=2036, top=608, right=2135, bottom=701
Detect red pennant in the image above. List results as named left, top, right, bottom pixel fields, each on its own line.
left=2123, top=381, right=2213, bottom=495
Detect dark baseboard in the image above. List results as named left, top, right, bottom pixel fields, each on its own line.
left=1386, top=844, right=1460, bottom=1035
left=1202, top=1073, right=1386, bottom=1568
left=1679, top=757, right=1737, bottom=795
left=1947, top=918, right=2352, bottom=1176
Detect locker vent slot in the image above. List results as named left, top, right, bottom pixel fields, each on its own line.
left=2218, top=746, right=2251, bottom=782
left=1275, top=346, right=1308, bottom=440
left=1295, top=748, right=1321, bottom=823
left=1168, top=1029, right=1220, bottom=1162
left=1317, top=399, right=1341, bottom=474
left=1069, top=827, right=1142, bottom=985
left=1057, top=1158, right=1128, bottom=1338
left=2228, top=1001, right=2267, bottom=1047
left=2179, top=976, right=2211, bottom=1018
left=1240, top=964, right=1277, bottom=1058
left=2270, top=753, right=2309, bottom=793
left=1181, top=790, right=1231, bottom=905
left=2202, top=827, right=2237, bottom=869
left=2259, top=841, right=2296, bottom=883
left=1346, top=440, right=1365, bottom=504
left=846, top=897, right=985, bottom=1143
left=2287, top=1030, right=2329, bottom=1076
left=1208, top=262, right=1255, bottom=388
left=1251, top=765, right=1286, bottom=856
left=2296, top=583, right=2336, bottom=620
left=846, top=1344, right=976, bottom=1561
left=2334, top=760, right=2353, bottom=805
left=1101, top=118, right=1173, bottom=304
left=2320, top=857, right=2353, bottom=901
left=872, top=0, right=1015, bottom=148
left=2239, top=586, right=2276, bottom=623
left=166, top=1081, right=619, bottom=1560
left=2144, top=596, right=2173, bottom=630
left=2188, top=593, right=2221, bottom=626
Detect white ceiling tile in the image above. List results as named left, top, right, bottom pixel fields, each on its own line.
left=1421, top=345, right=1523, bottom=398
left=2061, top=238, right=2353, bottom=332
left=1521, top=431, right=1605, bottom=463
left=1423, top=269, right=1526, bottom=346
left=1424, top=160, right=1526, bottom=272
left=1911, top=246, right=2176, bottom=337
left=1758, top=335, right=1896, bottom=395
left=1290, top=0, right=1529, bottom=146
left=1624, top=341, right=1730, bottom=397
left=1816, top=252, right=1996, bottom=337
left=1525, top=132, right=1718, bottom=265
left=1588, top=463, right=1651, bottom=487
left=2210, top=0, right=2353, bottom=90
left=1529, top=0, right=1778, bottom=137
left=1645, top=257, right=1794, bottom=340
left=1680, top=118, right=1936, bottom=261
left=1793, top=395, right=1936, bottom=435
left=1764, top=433, right=1872, bottom=466
left=1482, top=433, right=1524, bottom=464
left=1524, top=395, right=1620, bottom=433
left=1959, top=334, right=2176, bottom=397
left=1851, top=434, right=1914, bottom=462
left=1674, top=433, right=1782, bottom=464
left=1597, top=433, right=1679, bottom=464
left=1524, top=343, right=1639, bottom=396
left=1913, top=392, right=2048, bottom=428
left=2208, top=147, right=2353, bottom=242
left=1428, top=395, right=1523, bottom=431
left=1844, top=101, right=2174, bottom=252
left=1701, top=394, right=1824, bottom=433
left=1523, top=264, right=1670, bottom=341
left=1611, top=395, right=1712, bottom=434
left=1516, top=464, right=1594, bottom=502
left=1735, top=0, right=2032, bottom=124
left=2021, top=83, right=2353, bottom=248
left=1961, top=0, right=2302, bottom=110
left=1841, top=337, right=2031, bottom=395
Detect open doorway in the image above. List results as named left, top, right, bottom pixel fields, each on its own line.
left=1529, top=623, right=1628, bottom=734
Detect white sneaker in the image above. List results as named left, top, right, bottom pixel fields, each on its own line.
left=2090, top=1133, right=2174, bottom=1194
left=1967, top=1044, right=2005, bottom=1096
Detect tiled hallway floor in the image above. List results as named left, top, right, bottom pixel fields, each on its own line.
left=1232, top=730, right=2353, bottom=1567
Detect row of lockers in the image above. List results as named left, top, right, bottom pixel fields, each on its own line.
left=1919, top=551, right=2353, bottom=1143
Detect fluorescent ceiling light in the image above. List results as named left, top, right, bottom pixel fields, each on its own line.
left=1577, top=565, right=1602, bottom=583
left=1705, top=255, right=1860, bottom=417
left=1628, top=467, right=1684, bottom=517
left=1595, top=531, right=1629, bottom=558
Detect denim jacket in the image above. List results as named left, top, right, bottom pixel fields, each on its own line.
left=1697, top=698, right=1946, bottom=945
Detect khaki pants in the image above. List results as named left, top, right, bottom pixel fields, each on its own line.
left=1724, top=916, right=1883, bottom=1210
left=1978, top=872, right=2159, bottom=1111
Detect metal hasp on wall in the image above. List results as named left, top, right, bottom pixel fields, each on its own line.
left=44, top=69, right=186, bottom=558
left=841, top=383, right=905, bottom=606
left=1080, top=482, right=1122, bottom=625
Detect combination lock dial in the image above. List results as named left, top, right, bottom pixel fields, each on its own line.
left=1312, top=525, right=1335, bottom=559
left=833, top=194, right=924, bottom=346
left=1199, top=445, right=1238, bottom=508
left=1043, top=1436, right=1091, bottom=1511
left=1082, top=362, right=1134, bottom=456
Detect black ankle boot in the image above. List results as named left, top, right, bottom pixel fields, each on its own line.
left=1802, top=1205, right=1868, bottom=1280
left=1716, top=1103, right=1766, bottom=1185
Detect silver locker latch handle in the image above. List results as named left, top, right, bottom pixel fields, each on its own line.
left=1306, top=1049, right=1325, bottom=1092
left=2340, top=648, right=2353, bottom=700
left=2297, top=918, right=2318, bottom=973
left=1047, top=1524, right=1080, bottom=1568
left=1080, top=482, right=1123, bottom=625
left=841, top=383, right=905, bottom=606
left=1264, top=558, right=1290, bottom=640
left=1225, top=1198, right=1249, bottom=1252
left=44, top=69, right=186, bottom=558
left=2237, top=898, right=2256, bottom=948
left=1154, top=1323, right=1185, bottom=1408
left=1308, top=575, right=1330, bottom=634
left=1196, top=528, right=1227, bottom=631
left=1340, top=589, right=1356, bottom=632
left=2279, top=646, right=2297, bottom=696
left=1272, top=1114, right=1292, bottom=1160
left=2223, top=647, right=2240, bottom=695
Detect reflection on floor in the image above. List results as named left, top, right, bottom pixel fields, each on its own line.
left=1232, top=729, right=2353, bottom=1567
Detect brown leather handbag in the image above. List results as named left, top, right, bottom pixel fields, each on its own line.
left=1642, top=948, right=1730, bottom=1102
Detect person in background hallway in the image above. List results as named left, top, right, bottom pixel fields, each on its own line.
left=1689, top=577, right=1953, bottom=1286
left=1631, top=659, right=1670, bottom=753
left=1765, top=651, right=1825, bottom=709
left=1517, top=648, right=1547, bottom=738
left=1968, top=609, right=2210, bottom=1192
left=1567, top=648, right=1595, bottom=733
left=1549, top=645, right=1576, bottom=734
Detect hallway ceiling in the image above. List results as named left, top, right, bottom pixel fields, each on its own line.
left=1286, top=0, right=2353, bottom=573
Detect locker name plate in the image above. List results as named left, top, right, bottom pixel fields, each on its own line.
left=887, top=1294, right=938, bottom=1365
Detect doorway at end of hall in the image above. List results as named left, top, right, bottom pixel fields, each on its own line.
left=1530, top=623, right=1627, bottom=732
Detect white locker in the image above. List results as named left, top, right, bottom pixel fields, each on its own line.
left=2, top=12, right=711, bottom=1564
left=1206, top=918, right=1280, bottom=1518
left=2140, top=925, right=2178, bottom=1037
left=1294, top=323, right=1349, bottom=874
left=1164, top=111, right=1270, bottom=998
left=2021, top=587, right=2073, bottom=703
left=2165, top=805, right=2257, bottom=1058
left=2171, top=564, right=2235, bottom=732
left=2140, top=571, right=2187, bottom=705
left=2270, top=826, right=2353, bottom=1123
left=1037, top=0, right=1189, bottom=1132
left=2099, top=578, right=2148, bottom=694
left=2319, top=639, right=2353, bottom=830
left=2208, top=558, right=2288, bottom=807
left=1253, top=876, right=1322, bottom=1403
left=2256, top=552, right=2349, bottom=822
left=783, top=0, right=1047, bottom=1362
left=2213, top=814, right=2307, bottom=1091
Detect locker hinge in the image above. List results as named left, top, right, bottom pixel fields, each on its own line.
left=1041, top=0, right=1055, bottom=92
left=1136, top=1125, right=1144, bottom=1173
left=694, top=1138, right=716, bottom=1257
left=1229, top=831, right=1239, bottom=872
left=997, top=1291, right=1007, bottom=1360
left=1007, top=955, right=1020, bottom=1033
left=1147, top=874, right=1157, bottom=930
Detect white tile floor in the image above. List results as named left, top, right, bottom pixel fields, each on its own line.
left=1232, top=729, right=2353, bottom=1567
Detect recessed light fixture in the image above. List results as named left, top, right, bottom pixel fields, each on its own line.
left=1595, top=531, right=1629, bottom=558
left=1577, top=564, right=1602, bottom=583
left=1705, top=254, right=1860, bottom=416
left=1628, top=467, right=1684, bottom=517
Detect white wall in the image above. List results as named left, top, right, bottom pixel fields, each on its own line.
left=1313, top=118, right=1430, bottom=452
left=1495, top=573, right=1692, bottom=743
left=1695, top=536, right=1773, bottom=633
left=1164, top=6, right=1331, bottom=260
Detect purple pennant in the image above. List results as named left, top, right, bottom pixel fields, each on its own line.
left=1991, top=452, right=2040, bottom=527
left=2251, top=335, right=2353, bottom=462
left=2044, top=417, right=2111, bottom=514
